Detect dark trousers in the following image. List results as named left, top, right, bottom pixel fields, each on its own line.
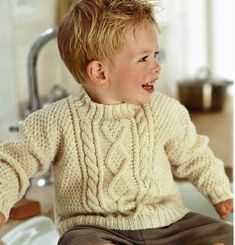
left=58, top=212, right=233, bottom=245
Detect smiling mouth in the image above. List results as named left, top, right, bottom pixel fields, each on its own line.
left=142, top=81, right=155, bottom=93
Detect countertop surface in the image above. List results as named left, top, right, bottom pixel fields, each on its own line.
left=0, top=185, right=55, bottom=238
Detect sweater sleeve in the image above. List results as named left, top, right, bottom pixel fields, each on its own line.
left=164, top=103, right=232, bottom=205
left=0, top=103, right=61, bottom=219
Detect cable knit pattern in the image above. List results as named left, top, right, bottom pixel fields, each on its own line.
left=0, top=88, right=232, bottom=234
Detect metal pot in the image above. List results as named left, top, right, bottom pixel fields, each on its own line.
left=178, top=68, right=233, bottom=111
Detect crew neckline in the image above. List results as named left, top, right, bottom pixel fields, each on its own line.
left=72, top=87, right=141, bottom=121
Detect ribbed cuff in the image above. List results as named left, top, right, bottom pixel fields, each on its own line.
left=208, top=184, right=233, bottom=204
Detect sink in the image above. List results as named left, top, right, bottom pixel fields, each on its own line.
left=1, top=216, right=59, bottom=245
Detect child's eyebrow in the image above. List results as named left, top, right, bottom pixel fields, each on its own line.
left=139, top=49, right=159, bottom=54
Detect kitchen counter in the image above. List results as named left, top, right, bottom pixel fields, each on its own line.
left=189, top=96, right=233, bottom=171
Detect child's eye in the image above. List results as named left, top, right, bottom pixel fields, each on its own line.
left=154, top=51, right=160, bottom=61
left=138, top=56, right=148, bottom=62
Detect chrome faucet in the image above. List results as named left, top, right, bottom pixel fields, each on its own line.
left=26, top=27, right=58, bottom=115
left=9, top=27, right=58, bottom=132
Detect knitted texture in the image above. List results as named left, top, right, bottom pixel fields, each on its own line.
left=0, top=88, right=232, bottom=234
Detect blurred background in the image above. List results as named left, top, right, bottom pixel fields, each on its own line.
left=0, top=0, right=233, bottom=173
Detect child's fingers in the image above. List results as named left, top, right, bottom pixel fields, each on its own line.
left=214, top=199, right=233, bottom=219
left=217, top=205, right=227, bottom=215
left=222, top=203, right=233, bottom=215
left=220, top=214, right=227, bottom=220
left=219, top=205, right=227, bottom=213
left=225, top=202, right=233, bottom=213
left=215, top=205, right=229, bottom=220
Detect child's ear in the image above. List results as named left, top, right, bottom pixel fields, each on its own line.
left=86, top=60, right=108, bottom=87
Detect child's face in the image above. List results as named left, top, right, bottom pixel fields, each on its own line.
left=103, top=22, right=161, bottom=105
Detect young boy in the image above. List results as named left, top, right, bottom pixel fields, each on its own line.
left=0, top=0, right=233, bottom=244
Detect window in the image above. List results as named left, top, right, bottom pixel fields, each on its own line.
left=156, top=0, right=233, bottom=94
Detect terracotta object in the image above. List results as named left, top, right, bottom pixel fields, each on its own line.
left=9, top=199, right=41, bottom=220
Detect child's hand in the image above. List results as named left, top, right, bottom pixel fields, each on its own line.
left=0, top=212, right=5, bottom=227
left=214, top=199, right=233, bottom=220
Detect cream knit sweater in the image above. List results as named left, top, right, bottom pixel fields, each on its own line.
left=0, top=88, right=232, bottom=234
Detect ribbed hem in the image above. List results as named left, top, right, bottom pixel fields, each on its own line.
left=57, top=206, right=189, bottom=235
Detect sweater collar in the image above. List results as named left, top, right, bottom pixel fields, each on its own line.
left=72, top=87, right=141, bottom=121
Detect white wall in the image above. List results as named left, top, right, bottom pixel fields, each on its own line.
left=212, top=0, right=234, bottom=79
left=0, top=0, right=19, bottom=141
left=0, top=0, right=78, bottom=141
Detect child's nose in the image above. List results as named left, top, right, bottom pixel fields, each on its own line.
left=152, top=60, right=161, bottom=74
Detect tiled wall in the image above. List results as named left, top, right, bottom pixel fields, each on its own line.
left=0, top=0, right=19, bottom=141
left=0, top=0, right=78, bottom=141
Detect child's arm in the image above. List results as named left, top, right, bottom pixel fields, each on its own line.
left=164, top=102, right=233, bottom=208
left=0, top=103, right=61, bottom=221
left=214, top=199, right=233, bottom=220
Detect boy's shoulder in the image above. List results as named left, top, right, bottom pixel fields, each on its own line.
left=23, top=96, right=72, bottom=126
left=150, top=91, right=185, bottom=113
left=149, top=92, right=191, bottom=133
left=149, top=91, right=191, bottom=124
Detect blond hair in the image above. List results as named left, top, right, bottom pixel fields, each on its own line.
left=57, top=0, right=158, bottom=84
